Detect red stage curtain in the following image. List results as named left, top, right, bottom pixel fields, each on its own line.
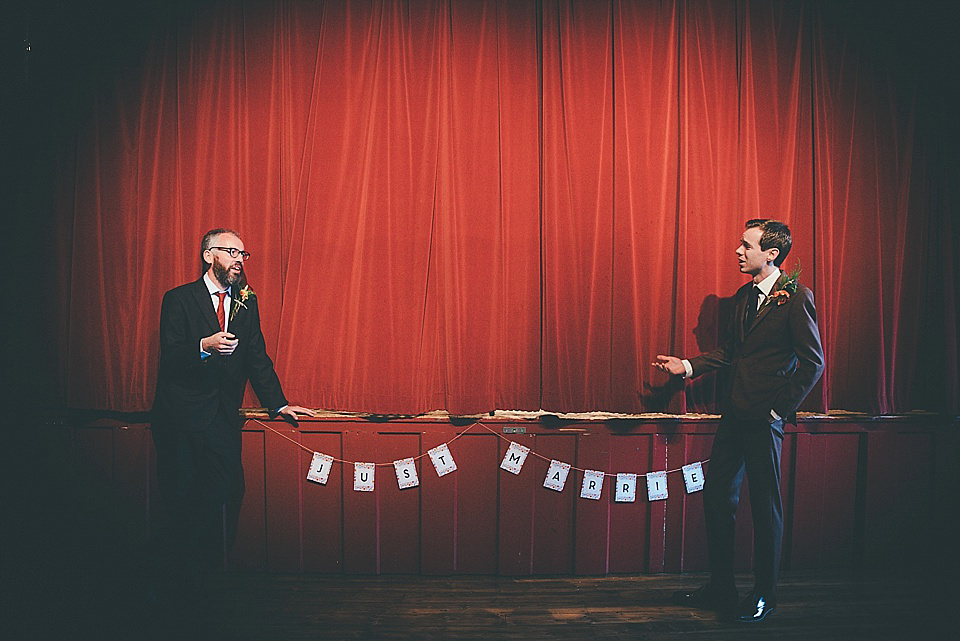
left=56, top=0, right=958, bottom=415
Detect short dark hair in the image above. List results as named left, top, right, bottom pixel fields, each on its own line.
left=745, top=219, right=791, bottom=267
left=201, top=228, right=241, bottom=271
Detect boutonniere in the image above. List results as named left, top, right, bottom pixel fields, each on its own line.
left=767, top=264, right=801, bottom=306
left=230, top=285, right=255, bottom=321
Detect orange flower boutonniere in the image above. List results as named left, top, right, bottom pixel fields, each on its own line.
left=768, top=264, right=801, bottom=306
left=230, top=285, right=255, bottom=321
left=768, top=289, right=791, bottom=305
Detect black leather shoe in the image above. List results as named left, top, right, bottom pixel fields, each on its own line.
left=736, top=592, right=776, bottom=622
left=671, top=584, right=738, bottom=612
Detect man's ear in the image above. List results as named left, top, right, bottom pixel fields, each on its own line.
left=768, top=247, right=780, bottom=265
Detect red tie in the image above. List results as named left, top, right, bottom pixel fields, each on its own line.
left=216, top=291, right=227, bottom=332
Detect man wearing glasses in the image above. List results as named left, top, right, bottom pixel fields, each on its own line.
left=150, top=228, right=314, bottom=611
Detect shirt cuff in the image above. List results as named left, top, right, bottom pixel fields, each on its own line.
left=770, top=408, right=782, bottom=421
left=681, top=359, right=693, bottom=379
left=200, top=340, right=211, bottom=360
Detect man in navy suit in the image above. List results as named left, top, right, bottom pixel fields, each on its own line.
left=654, top=219, right=824, bottom=622
left=151, top=228, right=314, bottom=604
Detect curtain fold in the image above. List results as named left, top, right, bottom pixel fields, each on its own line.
left=540, top=0, right=615, bottom=411
left=610, top=0, right=679, bottom=413
left=57, top=0, right=958, bottom=415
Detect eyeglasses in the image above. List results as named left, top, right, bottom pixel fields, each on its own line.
left=209, top=247, right=251, bottom=260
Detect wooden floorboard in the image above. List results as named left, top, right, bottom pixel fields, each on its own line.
left=7, top=568, right=948, bottom=640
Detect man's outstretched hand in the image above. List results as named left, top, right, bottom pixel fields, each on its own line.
left=652, top=355, right=686, bottom=377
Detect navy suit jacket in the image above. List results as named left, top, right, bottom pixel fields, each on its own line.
left=152, top=278, right=287, bottom=432
left=688, top=272, right=825, bottom=424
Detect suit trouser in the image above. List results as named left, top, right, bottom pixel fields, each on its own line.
left=703, top=415, right=784, bottom=597
left=151, top=410, right=245, bottom=585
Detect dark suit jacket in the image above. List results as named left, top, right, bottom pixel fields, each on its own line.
left=688, top=272, right=824, bottom=423
left=152, top=278, right=287, bottom=432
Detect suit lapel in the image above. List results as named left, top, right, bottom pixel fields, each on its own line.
left=746, top=272, right=789, bottom=334
left=227, top=284, right=240, bottom=336
left=192, top=278, right=222, bottom=335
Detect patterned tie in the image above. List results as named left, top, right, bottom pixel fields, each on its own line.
left=745, top=286, right=760, bottom=330
left=216, top=291, right=227, bottom=332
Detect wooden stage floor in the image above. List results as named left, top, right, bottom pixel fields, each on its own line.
left=7, top=568, right=951, bottom=640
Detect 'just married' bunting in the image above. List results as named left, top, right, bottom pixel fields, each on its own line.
left=291, top=423, right=708, bottom=501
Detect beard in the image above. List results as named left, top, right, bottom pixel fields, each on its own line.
left=213, top=259, right=243, bottom=288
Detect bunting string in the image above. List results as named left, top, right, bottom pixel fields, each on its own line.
left=250, top=419, right=709, bottom=478
left=473, top=422, right=709, bottom=478
left=250, top=418, right=475, bottom=467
